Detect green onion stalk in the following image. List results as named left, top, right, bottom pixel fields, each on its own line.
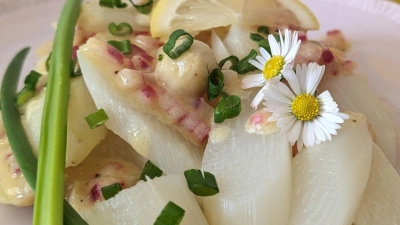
left=33, top=0, right=82, bottom=224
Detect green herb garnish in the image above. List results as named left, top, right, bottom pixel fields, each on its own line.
left=154, top=201, right=185, bottom=225
left=140, top=160, right=163, bottom=181
left=99, top=0, right=127, bottom=8
left=101, top=183, right=123, bottom=200
left=85, top=108, right=109, bottom=129
left=214, top=95, right=242, bottom=123
left=218, top=55, right=239, bottom=71
left=17, top=70, right=42, bottom=106
left=129, top=0, right=153, bottom=14
left=108, top=22, right=133, bottom=36
left=184, top=169, right=219, bottom=196
left=237, top=49, right=258, bottom=74
left=207, top=68, right=224, bottom=101
left=163, top=29, right=193, bottom=59
left=108, top=40, right=132, bottom=54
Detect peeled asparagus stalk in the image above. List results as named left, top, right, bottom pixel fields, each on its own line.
left=83, top=174, right=209, bottom=225
left=353, top=142, right=400, bottom=225
left=289, top=112, right=372, bottom=225
left=319, top=74, right=397, bottom=166
left=77, top=38, right=205, bottom=174
left=202, top=94, right=292, bottom=225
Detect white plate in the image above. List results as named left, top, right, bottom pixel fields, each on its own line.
left=0, top=0, right=400, bottom=224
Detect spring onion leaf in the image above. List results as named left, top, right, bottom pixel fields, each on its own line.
left=218, top=55, right=239, bottom=71
left=163, top=29, right=193, bottom=59
left=108, top=40, right=132, bottom=54
left=33, top=0, right=83, bottom=224
left=207, top=68, right=224, bottom=101
left=1, top=48, right=87, bottom=225
left=129, top=0, right=153, bottom=14
left=101, top=183, right=123, bottom=200
left=140, top=160, right=163, bottom=181
left=237, top=49, right=258, bottom=74
left=250, top=33, right=265, bottom=42
left=214, top=95, right=242, bottom=123
left=158, top=54, right=163, bottom=61
left=108, top=22, right=133, bottom=36
left=184, top=169, right=219, bottom=196
left=99, top=0, right=127, bottom=8
left=154, top=201, right=185, bottom=225
left=85, top=108, right=109, bottom=129
left=1, top=47, right=38, bottom=188
left=257, top=26, right=270, bottom=36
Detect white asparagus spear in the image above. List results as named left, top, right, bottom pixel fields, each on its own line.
left=77, top=38, right=207, bottom=174
left=319, top=74, right=397, bottom=166
left=289, top=112, right=372, bottom=225
left=353, top=142, right=400, bottom=225
left=202, top=91, right=292, bottom=225
left=83, top=174, right=209, bottom=225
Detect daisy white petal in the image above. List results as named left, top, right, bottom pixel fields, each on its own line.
left=242, top=74, right=265, bottom=89
left=287, top=120, right=302, bottom=144
left=256, top=55, right=267, bottom=65
left=283, top=69, right=300, bottom=95
left=250, top=85, right=269, bottom=109
left=249, top=59, right=264, bottom=70
left=269, top=33, right=281, bottom=56
left=320, top=112, right=345, bottom=123
left=259, top=47, right=271, bottom=60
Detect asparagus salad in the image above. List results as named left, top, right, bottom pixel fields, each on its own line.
left=1, top=0, right=400, bottom=224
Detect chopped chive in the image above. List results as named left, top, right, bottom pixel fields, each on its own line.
left=163, top=29, right=193, bottom=59
left=257, top=26, right=270, bottom=36
left=184, top=169, right=219, bottom=196
left=85, top=108, right=109, bottom=129
left=101, top=183, right=123, bottom=200
left=24, top=70, right=42, bottom=87
left=207, top=68, right=224, bottom=101
left=237, top=49, right=258, bottom=74
left=107, top=40, right=132, bottom=54
left=250, top=33, right=265, bottom=42
left=154, top=201, right=185, bottom=225
left=258, top=39, right=272, bottom=55
left=129, top=0, right=153, bottom=14
left=108, top=22, right=133, bottom=36
left=17, top=70, right=43, bottom=106
left=99, top=0, right=127, bottom=8
left=218, top=55, right=239, bottom=71
left=158, top=54, right=163, bottom=61
left=17, top=86, right=36, bottom=106
left=70, top=59, right=82, bottom=77
left=214, top=95, right=242, bottom=123
left=33, top=0, right=85, bottom=224
left=140, top=160, right=163, bottom=181
left=114, top=0, right=127, bottom=8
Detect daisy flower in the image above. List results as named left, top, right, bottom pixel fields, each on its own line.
left=241, top=28, right=301, bottom=109
left=263, top=62, right=349, bottom=150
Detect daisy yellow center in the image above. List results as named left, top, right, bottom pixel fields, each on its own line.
left=262, top=56, right=285, bottom=80
left=291, top=94, right=320, bottom=121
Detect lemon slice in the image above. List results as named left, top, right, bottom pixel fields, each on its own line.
left=150, top=0, right=319, bottom=38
